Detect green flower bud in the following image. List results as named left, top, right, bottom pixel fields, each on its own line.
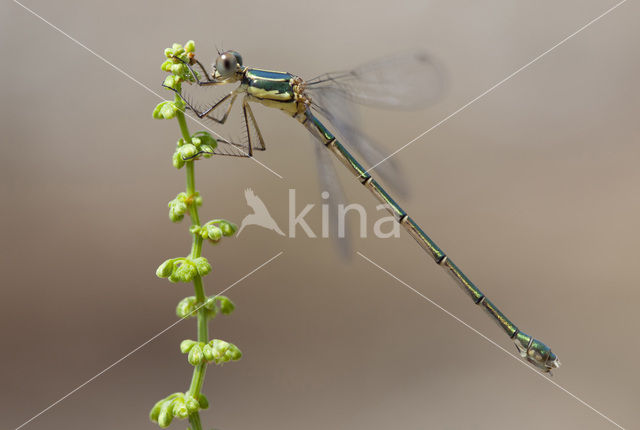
left=209, top=339, right=242, bottom=364
left=189, top=225, right=200, bottom=235
left=184, top=394, right=200, bottom=413
left=174, top=262, right=197, bottom=282
left=169, top=212, right=183, bottom=223
left=153, top=391, right=181, bottom=419
left=180, top=339, right=196, bottom=354
left=172, top=43, right=184, bottom=54
left=199, top=144, right=214, bottom=158
left=217, top=296, right=235, bottom=314
left=198, top=393, right=209, bottom=409
left=212, top=339, right=229, bottom=355
left=202, top=343, right=214, bottom=362
left=171, top=63, right=185, bottom=75
left=149, top=398, right=164, bottom=422
left=152, top=101, right=168, bottom=119
left=194, top=194, right=203, bottom=206
left=203, top=296, right=216, bottom=310
left=164, top=48, right=174, bottom=58
left=172, top=150, right=185, bottom=169
left=207, top=225, right=223, bottom=242
left=191, top=132, right=217, bottom=153
left=191, top=137, right=202, bottom=147
left=192, top=131, right=214, bottom=144
left=179, top=144, right=197, bottom=159
left=185, top=40, right=195, bottom=53
left=156, top=259, right=174, bottom=278
left=192, top=257, right=212, bottom=276
left=176, top=137, right=185, bottom=147
left=188, top=344, right=204, bottom=365
left=160, top=101, right=177, bottom=119
left=176, top=296, right=196, bottom=318
left=169, top=201, right=186, bottom=222
left=219, top=221, right=238, bottom=237
left=161, top=60, right=172, bottom=72
left=157, top=400, right=174, bottom=428
left=172, top=398, right=189, bottom=419
left=163, top=75, right=176, bottom=89
left=228, top=347, right=242, bottom=361
left=200, top=230, right=208, bottom=239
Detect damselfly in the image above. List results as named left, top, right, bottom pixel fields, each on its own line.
left=165, top=49, right=560, bottom=373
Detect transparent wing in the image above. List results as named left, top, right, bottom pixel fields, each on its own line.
left=308, top=87, right=409, bottom=198
left=310, top=135, right=351, bottom=259
left=306, top=51, right=446, bottom=110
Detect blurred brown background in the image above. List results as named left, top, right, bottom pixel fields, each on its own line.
left=2, top=1, right=639, bottom=429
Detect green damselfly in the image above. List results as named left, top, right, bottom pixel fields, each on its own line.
left=165, top=49, right=560, bottom=373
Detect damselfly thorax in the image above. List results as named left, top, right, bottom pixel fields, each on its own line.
left=239, top=68, right=310, bottom=116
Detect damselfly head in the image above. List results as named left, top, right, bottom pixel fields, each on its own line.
left=213, top=50, right=243, bottom=82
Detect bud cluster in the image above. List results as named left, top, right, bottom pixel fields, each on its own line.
left=152, top=40, right=196, bottom=120
left=190, top=219, right=237, bottom=243
left=176, top=295, right=235, bottom=319
left=156, top=256, right=212, bottom=283
left=172, top=131, right=218, bottom=169
left=167, top=191, right=202, bottom=222
left=161, top=41, right=196, bottom=86
left=180, top=339, right=243, bottom=366
left=149, top=391, right=209, bottom=428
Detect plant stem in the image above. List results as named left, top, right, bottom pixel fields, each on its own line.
left=188, top=276, right=208, bottom=397
left=189, top=412, right=203, bottom=430
left=176, top=92, right=208, bottom=430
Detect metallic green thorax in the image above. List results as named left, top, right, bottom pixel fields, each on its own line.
left=243, top=68, right=296, bottom=103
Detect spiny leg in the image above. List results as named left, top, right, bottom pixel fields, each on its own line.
left=172, top=55, right=219, bottom=87
left=160, top=58, right=252, bottom=159
left=192, top=58, right=214, bottom=83
left=161, top=84, right=238, bottom=122
left=206, top=92, right=238, bottom=124
left=242, top=98, right=267, bottom=157
left=160, top=55, right=230, bottom=117
left=181, top=138, right=251, bottom=160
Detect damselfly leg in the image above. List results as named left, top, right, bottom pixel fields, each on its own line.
left=242, top=98, right=266, bottom=155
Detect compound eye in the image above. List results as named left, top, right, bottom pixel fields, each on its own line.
left=215, top=52, right=238, bottom=79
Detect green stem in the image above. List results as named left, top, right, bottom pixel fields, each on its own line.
left=188, top=276, right=208, bottom=397
left=176, top=93, right=207, bottom=430
left=188, top=412, right=203, bottom=430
